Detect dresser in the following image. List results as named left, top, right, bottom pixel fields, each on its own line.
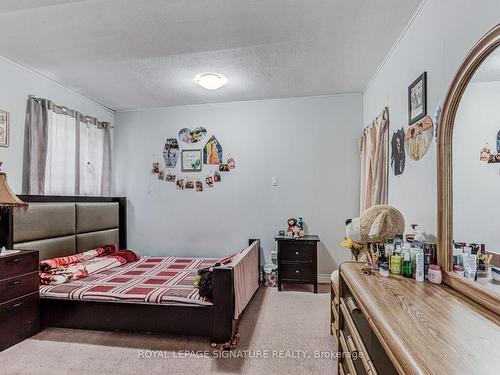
left=0, top=250, right=40, bottom=351
left=332, top=262, right=500, bottom=375
left=275, top=235, right=319, bottom=293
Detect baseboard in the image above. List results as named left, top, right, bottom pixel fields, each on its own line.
left=318, top=273, right=332, bottom=284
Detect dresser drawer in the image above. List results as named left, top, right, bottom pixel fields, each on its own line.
left=0, top=292, right=40, bottom=351
left=0, top=272, right=39, bottom=304
left=279, top=243, right=315, bottom=262
left=280, top=263, right=315, bottom=281
left=0, top=251, right=39, bottom=280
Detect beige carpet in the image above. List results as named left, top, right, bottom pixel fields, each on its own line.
left=0, top=284, right=336, bottom=375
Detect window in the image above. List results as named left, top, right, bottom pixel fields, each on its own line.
left=26, top=96, right=111, bottom=196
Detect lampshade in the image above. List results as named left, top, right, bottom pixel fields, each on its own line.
left=0, top=172, right=28, bottom=210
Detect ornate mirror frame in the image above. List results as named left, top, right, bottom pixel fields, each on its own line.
left=438, top=23, right=500, bottom=315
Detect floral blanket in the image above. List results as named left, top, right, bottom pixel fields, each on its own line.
left=39, top=244, right=139, bottom=285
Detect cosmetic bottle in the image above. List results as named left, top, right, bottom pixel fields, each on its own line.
left=463, top=253, right=477, bottom=281
left=413, top=229, right=426, bottom=248
left=402, top=246, right=412, bottom=278
left=390, top=254, right=401, bottom=275
left=415, top=249, right=424, bottom=282
left=379, top=262, right=390, bottom=277
left=428, top=265, right=442, bottom=284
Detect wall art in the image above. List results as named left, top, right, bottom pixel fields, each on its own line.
left=152, top=162, right=160, bottom=174
left=205, top=175, right=214, bottom=187
left=176, top=178, right=185, bottom=190
left=219, top=163, right=230, bottom=172
left=391, top=128, right=406, bottom=176
left=405, top=115, right=434, bottom=161
left=185, top=180, right=195, bottom=189
left=178, top=127, right=207, bottom=143
left=408, top=72, right=427, bottom=125
left=496, top=130, right=500, bottom=153
left=203, top=135, right=223, bottom=165
left=163, top=138, right=180, bottom=168
left=214, top=171, right=221, bottom=182
left=0, top=110, right=10, bottom=147
left=195, top=180, right=203, bottom=192
left=480, top=143, right=491, bottom=162
left=166, top=174, right=176, bottom=182
left=227, top=157, right=235, bottom=169
left=181, top=149, right=202, bottom=171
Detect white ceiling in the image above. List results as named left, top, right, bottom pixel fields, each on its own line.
left=0, top=0, right=422, bottom=111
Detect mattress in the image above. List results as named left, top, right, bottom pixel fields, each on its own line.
left=39, top=256, right=218, bottom=306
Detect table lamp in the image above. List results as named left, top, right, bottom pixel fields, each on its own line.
left=0, top=170, right=28, bottom=256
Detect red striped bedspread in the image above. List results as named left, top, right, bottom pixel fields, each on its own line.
left=39, top=256, right=218, bottom=306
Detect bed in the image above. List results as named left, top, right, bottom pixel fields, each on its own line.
left=1, top=195, right=260, bottom=343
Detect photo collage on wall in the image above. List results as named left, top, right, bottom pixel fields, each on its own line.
left=151, top=126, right=236, bottom=192
left=390, top=71, right=436, bottom=176
left=479, top=129, right=500, bottom=164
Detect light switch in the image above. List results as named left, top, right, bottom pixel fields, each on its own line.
left=272, top=176, right=279, bottom=186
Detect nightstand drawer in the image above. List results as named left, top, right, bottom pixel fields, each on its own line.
left=0, top=272, right=39, bottom=304
left=279, top=243, right=315, bottom=262
left=0, top=251, right=39, bottom=280
left=280, top=263, right=315, bottom=281
left=0, top=292, right=40, bottom=351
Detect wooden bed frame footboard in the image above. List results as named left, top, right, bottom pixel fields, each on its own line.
left=3, top=195, right=261, bottom=343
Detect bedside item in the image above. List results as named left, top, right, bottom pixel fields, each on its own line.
left=275, top=235, right=319, bottom=293
left=0, top=249, right=40, bottom=351
left=0, top=246, right=20, bottom=256
left=278, top=230, right=285, bottom=236
left=286, top=217, right=300, bottom=239
left=428, top=264, right=442, bottom=284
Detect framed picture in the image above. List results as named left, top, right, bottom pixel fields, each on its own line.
left=181, top=149, right=202, bottom=172
left=0, top=110, right=10, bottom=147
left=408, top=72, right=427, bottom=125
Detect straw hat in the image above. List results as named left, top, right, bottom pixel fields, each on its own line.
left=346, top=205, right=405, bottom=244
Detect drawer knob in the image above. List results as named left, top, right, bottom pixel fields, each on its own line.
left=346, top=297, right=361, bottom=314
left=7, top=280, right=22, bottom=287
left=7, top=257, right=23, bottom=264
left=295, top=251, right=299, bottom=255
left=295, top=270, right=300, bottom=274
left=6, top=301, right=24, bottom=312
left=346, top=335, right=358, bottom=355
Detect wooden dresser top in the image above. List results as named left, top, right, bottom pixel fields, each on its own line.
left=340, top=262, right=500, bottom=375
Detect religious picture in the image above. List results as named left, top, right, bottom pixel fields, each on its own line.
left=203, top=135, right=223, bottom=165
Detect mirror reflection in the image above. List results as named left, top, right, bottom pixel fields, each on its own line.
left=453, top=46, right=500, bottom=295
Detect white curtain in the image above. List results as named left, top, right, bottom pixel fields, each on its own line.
left=26, top=96, right=112, bottom=196
left=44, top=111, right=76, bottom=195
left=359, top=107, right=389, bottom=213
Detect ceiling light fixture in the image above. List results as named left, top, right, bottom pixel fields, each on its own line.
left=195, top=73, right=228, bottom=90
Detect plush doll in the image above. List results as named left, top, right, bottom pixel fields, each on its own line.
left=287, top=218, right=300, bottom=239
left=342, top=205, right=405, bottom=249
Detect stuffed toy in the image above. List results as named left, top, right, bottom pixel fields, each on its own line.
left=287, top=217, right=300, bottom=239
left=344, top=205, right=405, bottom=246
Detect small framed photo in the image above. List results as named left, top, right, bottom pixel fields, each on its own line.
left=181, top=149, right=202, bottom=172
left=0, top=110, right=10, bottom=147
left=408, top=72, right=427, bottom=125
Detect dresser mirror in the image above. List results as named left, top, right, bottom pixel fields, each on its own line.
left=438, top=24, right=500, bottom=315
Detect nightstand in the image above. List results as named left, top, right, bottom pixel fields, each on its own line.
left=0, top=249, right=40, bottom=351
left=275, top=235, right=320, bottom=293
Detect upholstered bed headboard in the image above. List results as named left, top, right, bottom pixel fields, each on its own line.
left=2, top=195, right=126, bottom=261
